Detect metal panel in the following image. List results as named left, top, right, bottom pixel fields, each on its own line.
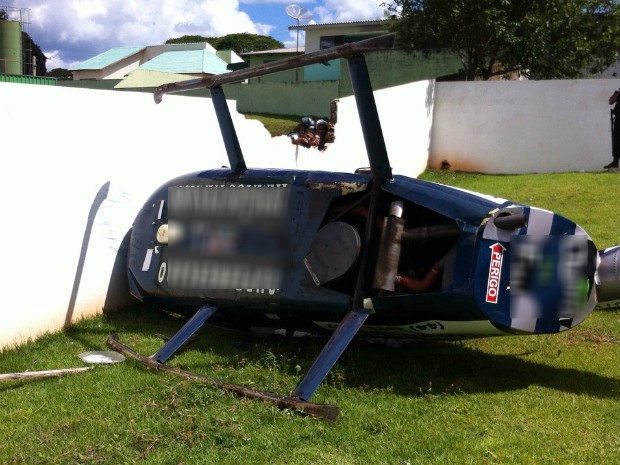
left=0, top=21, right=22, bottom=75
left=0, top=74, right=57, bottom=85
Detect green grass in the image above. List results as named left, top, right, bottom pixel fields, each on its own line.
left=242, top=113, right=302, bottom=137
left=420, top=170, right=620, bottom=249
left=2, top=170, right=620, bottom=464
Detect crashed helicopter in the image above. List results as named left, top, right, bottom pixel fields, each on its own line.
left=108, top=34, right=620, bottom=421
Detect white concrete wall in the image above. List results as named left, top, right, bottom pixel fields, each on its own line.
left=429, top=79, right=619, bottom=173
left=4, top=74, right=619, bottom=350
left=0, top=79, right=431, bottom=350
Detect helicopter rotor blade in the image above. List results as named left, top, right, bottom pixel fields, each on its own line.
left=153, top=33, right=395, bottom=103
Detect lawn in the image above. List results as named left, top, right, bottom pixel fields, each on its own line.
left=1, top=170, right=620, bottom=465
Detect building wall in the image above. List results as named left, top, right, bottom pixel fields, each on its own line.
left=103, top=56, right=143, bottom=80
left=245, top=53, right=300, bottom=84
left=302, top=24, right=389, bottom=53
left=0, top=79, right=431, bottom=351
left=72, top=54, right=142, bottom=80
left=428, top=78, right=620, bottom=173
left=337, top=51, right=461, bottom=95
left=224, top=80, right=340, bottom=116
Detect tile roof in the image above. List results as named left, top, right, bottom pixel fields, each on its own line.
left=288, top=18, right=389, bottom=30
left=241, top=47, right=305, bottom=56
left=139, top=50, right=230, bottom=74
left=70, top=46, right=145, bottom=70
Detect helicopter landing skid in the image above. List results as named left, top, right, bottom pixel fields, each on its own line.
left=106, top=333, right=339, bottom=421
left=152, top=303, right=218, bottom=364
left=292, top=308, right=371, bottom=401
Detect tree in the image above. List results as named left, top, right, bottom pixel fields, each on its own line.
left=165, top=34, right=216, bottom=46
left=22, top=32, right=47, bottom=76
left=47, top=68, right=73, bottom=80
left=214, top=33, right=283, bottom=54
left=165, top=33, right=283, bottom=54
left=385, top=0, right=620, bottom=80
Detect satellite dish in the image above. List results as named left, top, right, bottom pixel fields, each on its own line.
left=285, top=4, right=312, bottom=52
left=285, top=4, right=312, bottom=22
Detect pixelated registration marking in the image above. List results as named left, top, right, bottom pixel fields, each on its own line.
left=510, top=235, right=589, bottom=322
left=166, top=184, right=290, bottom=290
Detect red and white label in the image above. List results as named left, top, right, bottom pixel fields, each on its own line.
left=486, top=243, right=506, bottom=303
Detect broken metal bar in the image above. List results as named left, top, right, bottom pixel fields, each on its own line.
left=154, top=33, right=396, bottom=103
left=0, top=367, right=91, bottom=382
left=107, top=333, right=339, bottom=422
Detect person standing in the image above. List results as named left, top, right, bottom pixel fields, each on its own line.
left=605, top=88, right=620, bottom=169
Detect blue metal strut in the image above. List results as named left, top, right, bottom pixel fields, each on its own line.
left=291, top=308, right=370, bottom=401
left=152, top=303, right=218, bottom=364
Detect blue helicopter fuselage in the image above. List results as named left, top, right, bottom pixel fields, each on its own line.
left=127, top=167, right=598, bottom=340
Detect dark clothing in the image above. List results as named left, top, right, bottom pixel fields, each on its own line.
left=606, top=88, right=620, bottom=169
left=613, top=103, right=620, bottom=162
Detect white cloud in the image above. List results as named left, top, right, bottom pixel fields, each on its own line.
left=5, top=0, right=387, bottom=70
left=36, top=0, right=263, bottom=46
left=314, top=0, right=386, bottom=23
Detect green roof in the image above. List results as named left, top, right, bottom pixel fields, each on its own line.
left=71, top=47, right=145, bottom=70
left=139, top=50, right=230, bottom=75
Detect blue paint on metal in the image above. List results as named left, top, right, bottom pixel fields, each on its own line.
left=210, top=86, right=247, bottom=173
left=153, top=303, right=218, bottom=363
left=292, top=309, right=370, bottom=401
left=347, top=55, right=392, bottom=181
left=385, top=175, right=503, bottom=225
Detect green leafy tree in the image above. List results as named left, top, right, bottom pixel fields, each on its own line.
left=22, top=32, right=47, bottom=76
left=165, top=33, right=283, bottom=54
left=386, top=0, right=620, bottom=80
left=47, top=68, right=73, bottom=80
left=214, top=33, right=283, bottom=53
left=165, top=34, right=216, bottom=46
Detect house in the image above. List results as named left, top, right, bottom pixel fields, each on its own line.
left=240, top=47, right=304, bottom=83
left=289, top=18, right=392, bottom=54
left=62, top=20, right=461, bottom=115
left=286, top=18, right=461, bottom=90
left=70, top=42, right=243, bottom=89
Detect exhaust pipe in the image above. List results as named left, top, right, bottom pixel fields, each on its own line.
left=596, top=246, right=620, bottom=309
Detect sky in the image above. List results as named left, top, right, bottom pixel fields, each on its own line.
left=2, top=0, right=389, bottom=70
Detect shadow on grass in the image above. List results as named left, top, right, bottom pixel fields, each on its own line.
left=66, top=305, right=620, bottom=403
left=340, top=339, right=620, bottom=401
